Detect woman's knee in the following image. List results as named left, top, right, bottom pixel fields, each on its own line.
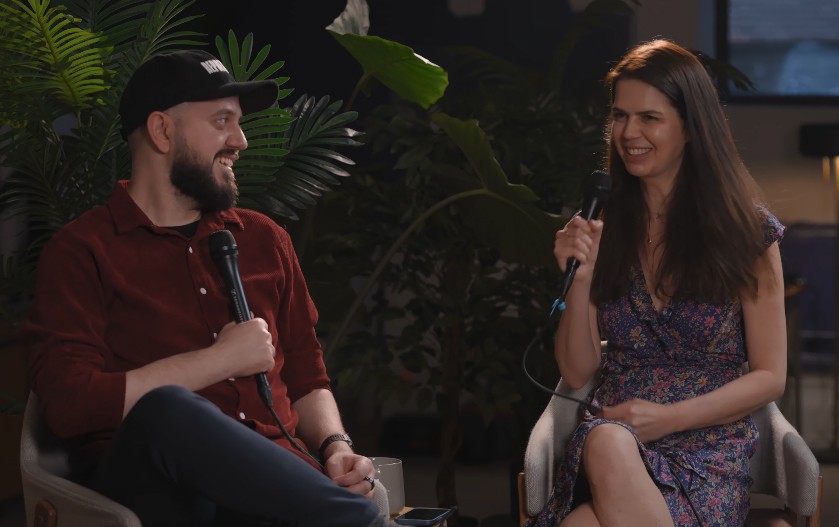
left=582, top=424, right=642, bottom=478
left=560, top=502, right=599, bottom=527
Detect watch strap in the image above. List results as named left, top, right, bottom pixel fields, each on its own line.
left=318, top=433, right=353, bottom=459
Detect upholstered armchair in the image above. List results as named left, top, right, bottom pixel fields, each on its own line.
left=21, top=392, right=391, bottom=527
left=517, top=346, right=823, bottom=526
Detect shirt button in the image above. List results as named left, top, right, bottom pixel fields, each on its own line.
left=188, top=246, right=193, bottom=254
left=213, top=333, right=218, bottom=339
left=199, top=287, right=207, bottom=295
left=228, top=377, right=235, bottom=382
left=239, top=412, right=246, bottom=420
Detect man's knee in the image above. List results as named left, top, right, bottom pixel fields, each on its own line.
left=129, top=385, right=216, bottom=431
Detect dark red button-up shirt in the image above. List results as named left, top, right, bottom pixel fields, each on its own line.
left=22, top=181, right=331, bottom=470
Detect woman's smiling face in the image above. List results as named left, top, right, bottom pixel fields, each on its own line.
left=610, top=78, right=688, bottom=186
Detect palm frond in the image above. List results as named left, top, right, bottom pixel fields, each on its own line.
left=212, top=31, right=298, bottom=210
left=0, top=0, right=109, bottom=123
left=137, top=0, right=204, bottom=56
left=1, top=129, right=91, bottom=229
left=0, top=0, right=210, bottom=329
left=265, top=95, right=363, bottom=221
left=71, top=0, right=207, bottom=199
left=60, top=0, right=153, bottom=51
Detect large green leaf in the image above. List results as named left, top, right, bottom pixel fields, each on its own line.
left=327, top=0, right=448, bottom=110
left=431, top=113, right=564, bottom=266
left=329, top=33, right=448, bottom=110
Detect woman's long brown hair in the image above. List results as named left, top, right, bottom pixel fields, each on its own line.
left=591, top=39, right=767, bottom=305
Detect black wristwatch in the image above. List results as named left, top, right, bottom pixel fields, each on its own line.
left=318, top=433, right=353, bottom=459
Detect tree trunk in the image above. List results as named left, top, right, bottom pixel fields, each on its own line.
left=435, top=248, right=467, bottom=525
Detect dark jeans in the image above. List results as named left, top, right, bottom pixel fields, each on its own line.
left=89, top=385, right=381, bottom=527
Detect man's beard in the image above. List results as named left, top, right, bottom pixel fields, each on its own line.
left=170, top=136, right=239, bottom=213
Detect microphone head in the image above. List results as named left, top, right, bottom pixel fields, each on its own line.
left=209, top=229, right=238, bottom=262
left=579, top=170, right=612, bottom=220
left=584, top=170, right=612, bottom=203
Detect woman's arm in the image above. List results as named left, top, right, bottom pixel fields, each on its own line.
left=553, top=216, right=605, bottom=389
left=555, top=301, right=602, bottom=390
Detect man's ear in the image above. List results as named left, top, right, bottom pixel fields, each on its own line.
left=146, top=111, right=174, bottom=153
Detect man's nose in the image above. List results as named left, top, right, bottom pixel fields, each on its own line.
left=229, top=125, right=248, bottom=150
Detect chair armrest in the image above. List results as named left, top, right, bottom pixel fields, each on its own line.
left=20, top=465, right=142, bottom=527
left=749, top=402, right=820, bottom=517
left=522, top=376, right=596, bottom=517
left=20, top=394, right=142, bottom=527
left=371, top=479, right=390, bottom=518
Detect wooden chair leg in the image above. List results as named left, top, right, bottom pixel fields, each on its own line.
left=806, top=474, right=823, bottom=527
left=34, top=500, right=57, bottom=527
left=517, top=472, right=530, bottom=526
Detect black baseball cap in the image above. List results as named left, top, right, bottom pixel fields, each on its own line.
left=119, top=49, right=279, bottom=139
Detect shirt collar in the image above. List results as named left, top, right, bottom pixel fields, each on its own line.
left=108, top=180, right=245, bottom=236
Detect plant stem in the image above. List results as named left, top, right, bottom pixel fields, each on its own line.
left=346, top=73, right=371, bottom=112
left=324, top=188, right=490, bottom=360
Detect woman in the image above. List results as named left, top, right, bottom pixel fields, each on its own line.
left=527, top=39, right=787, bottom=527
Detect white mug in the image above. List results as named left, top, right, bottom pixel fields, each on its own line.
left=370, top=456, right=405, bottom=515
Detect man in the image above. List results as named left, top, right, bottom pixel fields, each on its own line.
left=23, top=50, right=389, bottom=527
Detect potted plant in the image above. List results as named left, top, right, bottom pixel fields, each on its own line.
left=310, top=3, right=757, bottom=520
left=303, top=1, right=634, bottom=521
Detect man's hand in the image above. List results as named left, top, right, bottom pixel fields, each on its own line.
left=212, top=318, right=275, bottom=379
left=599, top=399, right=675, bottom=443
left=325, top=452, right=377, bottom=498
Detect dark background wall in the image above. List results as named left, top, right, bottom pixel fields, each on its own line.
left=192, top=0, right=630, bottom=105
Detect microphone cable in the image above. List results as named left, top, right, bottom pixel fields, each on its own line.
left=259, top=387, right=325, bottom=472
left=209, top=230, right=325, bottom=471
left=521, top=310, right=601, bottom=414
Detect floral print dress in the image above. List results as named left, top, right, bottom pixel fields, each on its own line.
left=526, top=211, right=785, bottom=527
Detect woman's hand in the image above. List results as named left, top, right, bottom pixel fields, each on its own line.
left=554, top=216, right=604, bottom=280
left=600, top=399, right=675, bottom=443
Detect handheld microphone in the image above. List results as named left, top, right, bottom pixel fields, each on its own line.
left=550, top=170, right=612, bottom=316
left=209, top=229, right=273, bottom=408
